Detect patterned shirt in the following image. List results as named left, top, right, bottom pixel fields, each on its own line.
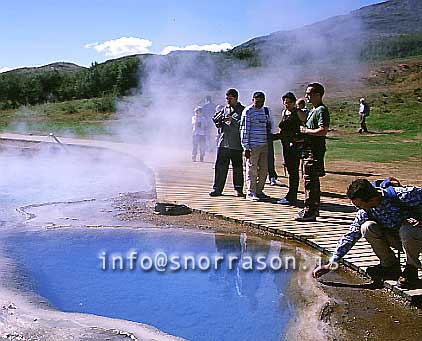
left=240, top=105, right=274, bottom=150
left=330, top=186, right=422, bottom=263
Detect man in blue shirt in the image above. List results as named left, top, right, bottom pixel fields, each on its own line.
left=313, top=179, right=422, bottom=288
left=240, top=91, right=273, bottom=201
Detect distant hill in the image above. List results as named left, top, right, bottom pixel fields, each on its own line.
left=3, top=62, right=85, bottom=75
left=232, top=0, right=422, bottom=64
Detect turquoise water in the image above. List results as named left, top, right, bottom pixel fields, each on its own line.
left=0, top=149, right=296, bottom=340
left=6, top=229, right=295, bottom=340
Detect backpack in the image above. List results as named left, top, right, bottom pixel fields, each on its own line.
left=372, top=176, right=401, bottom=200
left=363, top=103, right=370, bottom=117
left=264, top=107, right=272, bottom=136
left=372, top=177, right=422, bottom=220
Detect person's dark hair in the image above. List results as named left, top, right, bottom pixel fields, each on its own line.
left=346, top=179, right=379, bottom=202
left=307, top=82, right=325, bottom=97
left=297, top=98, right=306, bottom=106
left=282, top=92, right=297, bottom=102
left=226, top=88, right=239, bottom=99
left=253, top=91, right=265, bottom=99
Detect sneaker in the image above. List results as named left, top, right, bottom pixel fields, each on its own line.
left=397, top=264, right=419, bottom=289
left=295, top=213, right=317, bottom=222
left=277, top=197, right=297, bottom=206
left=295, top=208, right=317, bottom=222
left=256, top=192, right=270, bottom=200
left=366, top=264, right=401, bottom=281
left=246, top=193, right=260, bottom=201
left=209, top=190, right=222, bottom=197
left=270, top=177, right=277, bottom=186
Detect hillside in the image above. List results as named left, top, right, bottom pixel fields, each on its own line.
left=232, top=0, right=422, bottom=64
left=2, top=62, right=85, bottom=75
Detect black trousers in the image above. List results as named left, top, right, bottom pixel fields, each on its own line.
left=302, top=148, right=326, bottom=212
left=268, top=140, right=278, bottom=179
left=213, top=147, right=244, bottom=193
left=282, top=141, right=300, bottom=201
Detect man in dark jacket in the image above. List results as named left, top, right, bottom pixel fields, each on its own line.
left=209, top=89, right=245, bottom=197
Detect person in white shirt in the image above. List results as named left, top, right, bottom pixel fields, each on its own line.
left=358, top=97, right=369, bottom=133
left=191, top=106, right=207, bottom=162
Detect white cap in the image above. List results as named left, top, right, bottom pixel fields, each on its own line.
left=360, top=98, right=365, bottom=102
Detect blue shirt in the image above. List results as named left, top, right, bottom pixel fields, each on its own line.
left=330, top=186, right=422, bottom=263
left=240, top=105, right=273, bottom=150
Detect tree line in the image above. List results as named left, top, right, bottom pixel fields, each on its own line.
left=1, top=35, right=421, bottom=110
left=0, top=57, right=140, bottom=109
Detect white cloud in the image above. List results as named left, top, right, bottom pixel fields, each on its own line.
left=161, top=43, right=233, bottom=55
left=85, top=37, right=153, bottom=57
left=0, top=67, right=13, bottom=73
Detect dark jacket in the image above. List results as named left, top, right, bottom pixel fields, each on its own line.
left=214, top=102, right=245, bottom=150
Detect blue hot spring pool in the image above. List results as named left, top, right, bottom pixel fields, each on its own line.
left=0, top=147, right=298, bottom=340
left=5, top=229, right=296, bottom=340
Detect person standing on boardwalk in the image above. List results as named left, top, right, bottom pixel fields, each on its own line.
left=202, top=95, right=217, bottom=151
left=209, top=89, right=245, bottom=197
left=191, top=106, right=207, bottom=162
left=358, top=97, right=370, bottom=133
left=313, top=178, right=422, bottom=289
left=276, top=92, right=305, bottom=206
left=296, top=97, right=310, bottom=116
left=240, top=91, right=273, bottom=202
left=296, top=82, right=330, bottom=222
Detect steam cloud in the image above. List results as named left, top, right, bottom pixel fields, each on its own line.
left=112, top=11, right=366, bottom=165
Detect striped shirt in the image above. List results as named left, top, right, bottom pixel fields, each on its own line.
left=240, top=105, right=274, bottom=150
left=330, top=186, right=422, bottom=263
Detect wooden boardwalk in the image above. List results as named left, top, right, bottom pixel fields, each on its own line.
left=1, top=133, right=421, bottom=304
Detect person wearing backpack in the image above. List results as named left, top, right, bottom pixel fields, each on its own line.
left=358, top=98, right=369, bottom=133
left=313, top=178, right=422, bottom=289
left=240, top=91, right=274, bottom=201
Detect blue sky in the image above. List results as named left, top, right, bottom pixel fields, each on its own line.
left=1, top=0, right=382, bottom=72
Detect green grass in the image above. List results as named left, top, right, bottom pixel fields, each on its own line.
left=324, top=91, right=422, bottom=162
left=0, top=97, right=115, bottom=137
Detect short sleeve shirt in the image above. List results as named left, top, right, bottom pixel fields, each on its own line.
left=306, top=104, right=330, bottom=151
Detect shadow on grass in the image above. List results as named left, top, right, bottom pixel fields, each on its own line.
left=366, top=131, right=404, bottom=135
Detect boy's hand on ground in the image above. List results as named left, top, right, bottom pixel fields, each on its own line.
left=312, top=263, right=332, bottom=279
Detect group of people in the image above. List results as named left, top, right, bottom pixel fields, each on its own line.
left=199, top=84, right=422, bottom=288
left=208, top=83, right=329, bottom=223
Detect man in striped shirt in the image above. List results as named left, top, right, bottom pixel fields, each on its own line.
left=240, top=91, right=273, bottom=201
